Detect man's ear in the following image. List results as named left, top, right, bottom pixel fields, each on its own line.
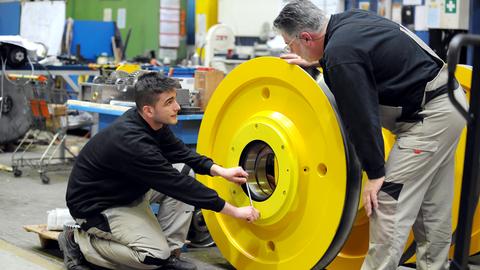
left=299, top=32, right=313, bottom=43
left=142, top=105, right=153, bottom=117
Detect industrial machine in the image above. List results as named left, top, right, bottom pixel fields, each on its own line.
left=196, top=57, right=480, bottom=269
left=0, top=36, right=35, bottom=145
left=203, top=24, right=236, bottom=67
left=0, top=77, right=32, bottom=145
left=80, top=68, right=199, bottom=114
left=201, top=24, right=250, bottom=73
left=80, top=70, right=145, bottom=104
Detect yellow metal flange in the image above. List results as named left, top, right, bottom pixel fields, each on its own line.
left=198, top=58, right=479, bottom=269
left=197, top=57, right=361, bottom=269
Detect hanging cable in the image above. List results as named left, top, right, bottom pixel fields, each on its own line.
left=2, top=54, right=35, bottom=87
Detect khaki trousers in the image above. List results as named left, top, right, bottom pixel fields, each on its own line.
left=362, top=88, right=468, bottom=270
left=74, top=166, right=194, bottom=269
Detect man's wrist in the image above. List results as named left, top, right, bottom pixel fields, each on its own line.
left=210, top=164, right=224, bottom=177
left=220, top=202, right=236, bottom=217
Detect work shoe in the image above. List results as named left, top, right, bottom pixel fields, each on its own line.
left=58, top=228, right=91, bottom=270
left=161, top=255, right=197, bottom=270
left=158, top=249, right=196, bottom=270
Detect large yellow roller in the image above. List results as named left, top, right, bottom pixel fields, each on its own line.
left=197, top=57, right=478, bottom=269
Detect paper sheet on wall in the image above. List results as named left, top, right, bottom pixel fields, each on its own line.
left=414, top=5, right=428, bottom=30
left=117, top=8, right=126, bottom=29
left=161, top=0, right=180, bottom=9
left=378, top=0, right=392, bottom=19
left=359, top=1, right=371, bottom=10
left=427, top=5, right=441, bottom=28
left=281, top=0, right=340, bottom=15
left=310, top=0, right=341, bottom=15
left=160, top=34, right=179, bottom=47
left=160, top=8, right=180, bottom=21
left=403, top=0, right=422, bottom=5
left=20, top=1, right=65, bottom=56
left=392, top=3, right=402, bottom=23
left=160, top=22, right=179, bottom=34
left=103, top=8, right=112, bottom=21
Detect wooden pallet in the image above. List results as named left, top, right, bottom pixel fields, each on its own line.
left=23, top=224, right=61, bottom=249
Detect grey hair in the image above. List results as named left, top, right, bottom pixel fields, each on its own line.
left=273, top=0, right=327, bottom=37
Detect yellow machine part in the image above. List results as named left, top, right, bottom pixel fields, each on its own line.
left=195, top=0, right=218, bottom=56
left=197, top=57, right=361, bottom=269
left=328, top=64, right=479, bottom=269
left=115, top=63, right=141, bottom=74
left=197, top=57, right=479, bottom=269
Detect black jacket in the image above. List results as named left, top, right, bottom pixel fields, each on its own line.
left=320, top=10, right=442, bottom=179
left=66, top=108, right=225, bottom=218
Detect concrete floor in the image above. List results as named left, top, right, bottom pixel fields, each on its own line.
left=0, top=138, right=232, bottom=270
left=0, top=136, right=476, bottom=270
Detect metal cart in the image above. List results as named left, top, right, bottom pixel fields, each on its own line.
left=11, top=82, right=88, bottom=183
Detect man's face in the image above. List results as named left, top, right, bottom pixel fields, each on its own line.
left=282, top=32, right=324, bottom=62
left=149, top=89, right=181, bottom=126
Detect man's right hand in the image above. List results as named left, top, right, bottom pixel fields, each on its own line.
left=280, top=53, right=319, bottom=67
left=363, top=176, right=385, bottom=217
left=234, top=206, right=260, bottom=223
left=220, top=202, right=260, bottom=223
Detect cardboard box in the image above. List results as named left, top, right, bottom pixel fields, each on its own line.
left=48, top=104, right=67, bottom=116
left=194, top=68, right=224, bottom=110
left=46, top=104, right=67, bottom=132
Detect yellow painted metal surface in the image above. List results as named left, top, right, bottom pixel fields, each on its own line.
left=197, top=57, right=356, bottom=269
left=195, top=0, right=218, bottom=29
left=198, top=57, right=479, bottom=269
left=195, top=0, right=218, bottom=57
left=115, top=63, right=141, bottom=74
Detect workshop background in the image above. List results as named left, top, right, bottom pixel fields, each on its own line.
left=0, top=0, right=479, bottom=269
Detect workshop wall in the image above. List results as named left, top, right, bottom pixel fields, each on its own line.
left=66, top=0, right=159, bottom=60
left=0, top=1, right=20, bottom=35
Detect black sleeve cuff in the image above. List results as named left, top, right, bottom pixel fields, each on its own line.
left=205, top=160, right=214, bottom=176
left=193, top=159, right=214, bottom=175
left=211, top=197, right=226, bottom=212
left=366, top=166, right=385, bottom=180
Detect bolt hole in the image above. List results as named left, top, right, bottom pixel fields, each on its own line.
left=303, top=166, right=310, bottom=173
left=317, top=163, right=327, bottom=176
left=267, top=241, right=275, bottom=251
left=262, top=87, right=270, bottom=99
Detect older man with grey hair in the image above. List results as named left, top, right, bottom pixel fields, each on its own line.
left=274, top=1, right=467, bottom=269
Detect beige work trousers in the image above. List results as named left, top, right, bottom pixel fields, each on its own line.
left=73, top=164, right=195, bottom=269
left=361, top=88, right=468, bottom=270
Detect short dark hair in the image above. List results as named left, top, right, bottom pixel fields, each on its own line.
left=273, top=0, right=327, bottom=37
left=134, top=72, right=180, bottom=108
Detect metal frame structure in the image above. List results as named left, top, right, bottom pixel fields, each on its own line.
left=6, top=65, right=99, bottom=93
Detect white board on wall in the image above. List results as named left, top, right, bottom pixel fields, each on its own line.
left=218, top=0, right=280, bottom=37
left=20, top=1, right=65, bottom=56
left=218, top=0, right=342, bottom=37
